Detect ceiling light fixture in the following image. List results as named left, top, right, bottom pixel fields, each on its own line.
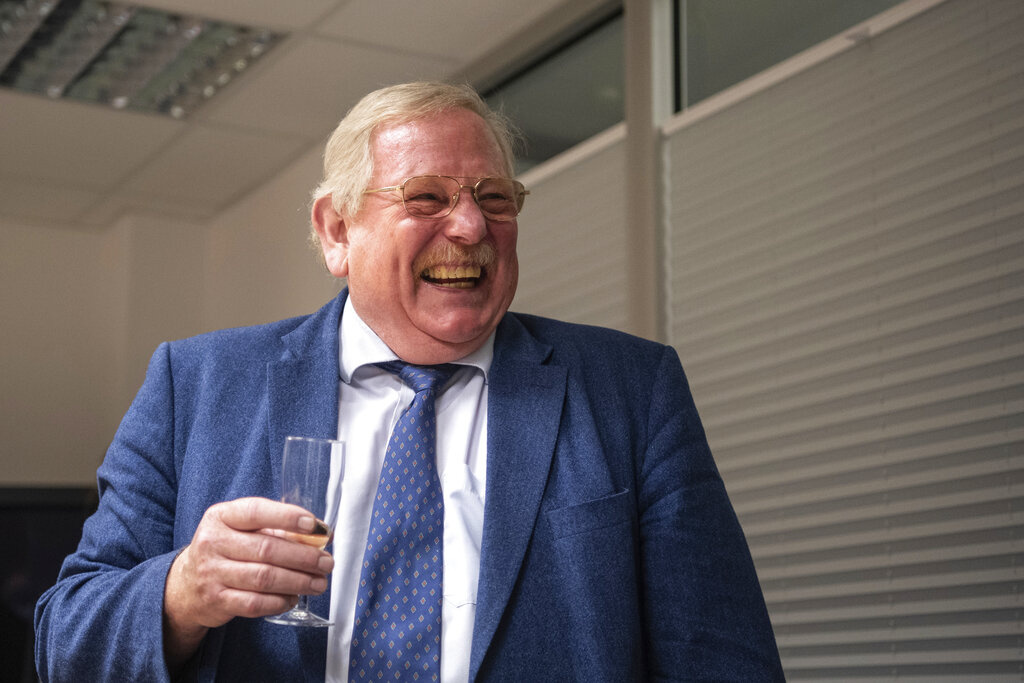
left=0, top=0, right=281, bottom=118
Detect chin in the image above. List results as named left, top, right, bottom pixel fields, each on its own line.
left=427, top=323, right=491, bottom=346
left=419, top=311, right=499, bottom=346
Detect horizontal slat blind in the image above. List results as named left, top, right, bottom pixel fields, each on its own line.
left=664, top=0, right=1024, bottom=678
left=513, top=127, right=630, bottom=330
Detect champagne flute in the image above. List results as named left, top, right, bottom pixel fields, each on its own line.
left=266, top=435, right=344, bottom=627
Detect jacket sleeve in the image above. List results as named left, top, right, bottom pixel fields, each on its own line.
left=638, top=345, right=785, bottom=681
left=35, top=342, right=183, bottom=682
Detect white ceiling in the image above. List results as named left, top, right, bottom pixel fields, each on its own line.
left=0, top=0, right=608, bottom=229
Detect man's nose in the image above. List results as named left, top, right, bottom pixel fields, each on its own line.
left=443, top=187, right=488, bottom=243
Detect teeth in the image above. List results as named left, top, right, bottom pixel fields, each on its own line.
left=424, top=265, right=481, bottom=280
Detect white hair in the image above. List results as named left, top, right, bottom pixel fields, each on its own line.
left=311, top=81, right=519, bottom=222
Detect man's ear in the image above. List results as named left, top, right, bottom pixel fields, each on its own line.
left=312, top=194, right=349, bottom=278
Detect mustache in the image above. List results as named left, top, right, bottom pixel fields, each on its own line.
left=413, top=241, right=495, bottom=273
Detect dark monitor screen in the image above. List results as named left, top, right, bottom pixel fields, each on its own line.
left=0, top=487, right=96, bottom=683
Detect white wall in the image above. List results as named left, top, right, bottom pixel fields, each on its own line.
left=203, top=145, right=342, bottom=331
left=1, top=211, right=214, bottom=484
left=1, top=143, right=341, bottom=486
left=1, top=219, right=120, bottom=484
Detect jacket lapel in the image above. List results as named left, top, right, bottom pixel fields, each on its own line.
left=267, top=291, right=346, bottom=482
left=266, top=290, right=346, bottom=681
left=469, top=314, right=566, bottom=681
left=264, top=297, right=563, bottom=679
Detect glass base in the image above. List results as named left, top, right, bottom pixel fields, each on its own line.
left=265, top=608, right=333, bottom=627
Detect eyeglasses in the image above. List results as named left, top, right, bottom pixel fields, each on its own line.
left=363, top=175, right=529, bottom=221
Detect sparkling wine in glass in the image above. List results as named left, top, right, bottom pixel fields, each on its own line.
left=265, top=435, right=344, bottom=627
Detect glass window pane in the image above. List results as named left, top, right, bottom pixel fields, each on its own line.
left=485, top=14, right=624, bottom=173
left=682, top=0, right=904, bottom=108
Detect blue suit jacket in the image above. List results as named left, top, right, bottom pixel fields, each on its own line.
left=35, top=290, right=783, bottom=681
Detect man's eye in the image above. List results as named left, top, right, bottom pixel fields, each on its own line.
left=407, top=192, right=446, bottom=203
left=478, top=191, right=512, bottom=202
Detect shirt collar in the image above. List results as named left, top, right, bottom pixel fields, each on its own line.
left=338, top=296, right=494, bottom=384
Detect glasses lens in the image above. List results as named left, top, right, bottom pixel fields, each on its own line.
left=475, top=178, right=524, bottom=220
left=401, top=176, right=458, bottom=218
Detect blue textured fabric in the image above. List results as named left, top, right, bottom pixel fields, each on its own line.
left=350, top=363, right=458, bottom=682
left=34, top=290, right=785, bottom=682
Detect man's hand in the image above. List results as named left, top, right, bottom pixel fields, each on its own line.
left=162, top=497, right=335, bottom=668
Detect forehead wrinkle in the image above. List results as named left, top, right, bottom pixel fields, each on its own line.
left=370, top=112, right=506, bottom=185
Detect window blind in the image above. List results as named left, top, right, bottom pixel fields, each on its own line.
left=514, top=126, right=631, bottom=331
left=664, top=0, right=1024, bottom=678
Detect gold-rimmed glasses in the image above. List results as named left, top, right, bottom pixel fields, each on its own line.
left=363, top=175, right=529, bottom=221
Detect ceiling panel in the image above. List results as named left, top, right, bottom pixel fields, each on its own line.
left=134, top=0, right=340, bottom=31
left=121, top=124, right=308, bottom=210
left=0, top=0, right=593, bottom=231
left=0, top=91, right=183, bottom=190
left=80, top=193, right=215, bottom=227
left=205, top=36, right=457, bottom=137
left=0, top=177, right=101, bottom=225
left=316, top=0, right=569, bottom=63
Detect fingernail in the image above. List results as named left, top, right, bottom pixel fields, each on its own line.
left=298, top=516, right=316, bottom=532
left=311, top=577, right=328, bottom=592
left=318, top=554, right=335, bottom=573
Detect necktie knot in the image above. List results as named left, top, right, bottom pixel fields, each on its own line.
left=376, top=361, right=459, bottom=394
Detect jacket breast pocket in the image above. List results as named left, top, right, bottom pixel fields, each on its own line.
left=540, top=488, right=641, bottom=679
left=545, top=488, right=633, bottom=540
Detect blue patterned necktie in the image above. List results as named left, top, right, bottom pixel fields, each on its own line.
left=349, top=362, right=458, bottom=682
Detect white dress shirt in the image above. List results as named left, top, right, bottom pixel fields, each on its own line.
left=325, top=298, right=490, bottom=682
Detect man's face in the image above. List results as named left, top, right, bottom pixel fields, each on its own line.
left=323, top=108, right=519, bottom=363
